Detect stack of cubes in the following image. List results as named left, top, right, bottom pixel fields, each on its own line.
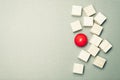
left=71, top=5, right=112, bottom=74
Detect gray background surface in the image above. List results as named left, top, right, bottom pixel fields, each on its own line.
left=0, top=0, right=119, bottom=80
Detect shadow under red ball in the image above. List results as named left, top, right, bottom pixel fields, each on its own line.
left=74, top=33, right=88, bottom=47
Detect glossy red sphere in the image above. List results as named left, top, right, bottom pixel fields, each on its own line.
left=74, top=33, right=88, bottom=47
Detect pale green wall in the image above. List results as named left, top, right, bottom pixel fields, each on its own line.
left=0, top=0, right=119, bottom=80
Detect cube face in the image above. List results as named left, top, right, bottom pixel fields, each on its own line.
left=72, top=5, right=82, bottom=16
left=99, top=40, right=112, bottom=53
left=70, top=20, right=82, bottom=32
left=87, top=44, right=100, bottom=57
left=78, top=50, right=90, bottom=62
left=94, top=12, right=107, bottom=25
left=73, top=63, right=84, bottom=74
left=93, top=56, right=106, bottom=68
left=89, top=35, right=102, bottom=46
left=83, top=5, right=96, bottom=16
left=90, top=23, right=103, bottom=35
left=83, top=17, right=93, bottom=27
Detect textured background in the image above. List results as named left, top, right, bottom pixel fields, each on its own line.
left=0, top=0, right=119, bottom=80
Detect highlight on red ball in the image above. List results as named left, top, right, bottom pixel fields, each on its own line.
left=74, top=33, right=88, bottom=47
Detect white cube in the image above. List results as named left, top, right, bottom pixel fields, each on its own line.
left=87, top=44, right=100, bottom=57
left=99, top=40, right=112, bottom=53
left=73, top=63, right=84, bottom=74
left=94, top=12, right=107, bottom=25
left=72, top=5, right=82, bottom=16
left=83, top=17, right=93, bottom=27
left=78, top=50, right=91, bottom=62
left=89, top=35, right=102, bottom=46
left=70, top=20, right=82, bottom=32
left=90, top=23, right=103, bottom=35
left=93, top=56, right=106, bottom=68
left=83, top=5, right=96, bottom=16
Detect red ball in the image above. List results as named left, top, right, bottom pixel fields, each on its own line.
left=74, top=33, right=88, bottom=47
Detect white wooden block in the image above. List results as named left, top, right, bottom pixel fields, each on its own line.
left=73, top=63, right=84, bottom=74
left=70, top=20, right=82, bottom=32
left=90, top=23, right=103, bottom=36
left=94, top=12, right=107, bottom=25
left=89, top=35, right=102, bottom=46
left=99, top=40, right=112, bottom=53
left=78, top=50, right=90, bottom=62
left=87, top=44, right=100, bottom=57
left=83, top=5, right=96, bottom=16
left=93, top=56, right=106, bottom=68
left=83, top=17, right=93, bottom=27
left=72, top=5, right=82, bottom=16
